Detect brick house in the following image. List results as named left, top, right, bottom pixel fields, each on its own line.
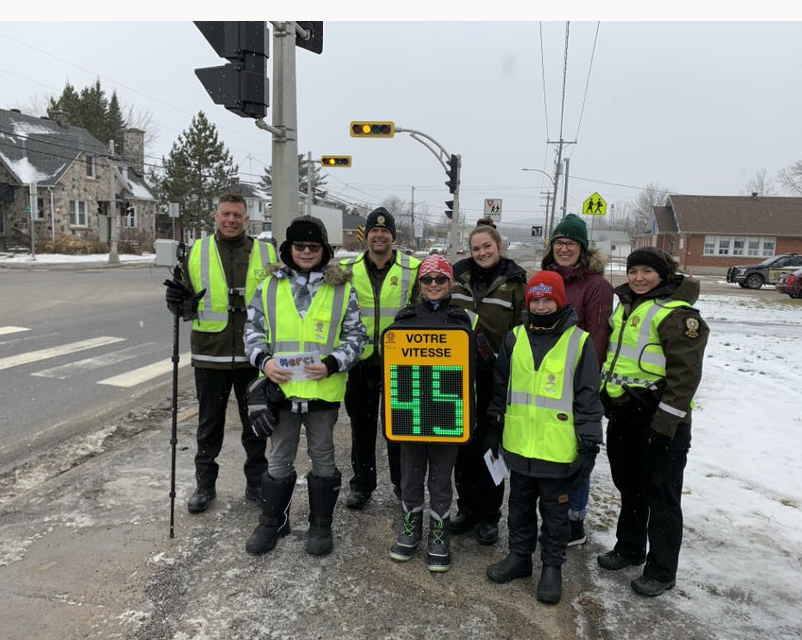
left=636, top=194, right=802, bottom=274
left=0, top=108, right=156, bottom=252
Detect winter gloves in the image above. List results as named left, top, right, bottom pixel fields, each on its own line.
left=164, top=278, right=204, bottom=321
left=246, top=376, right=285, bottom=439
left=570, top=441, right=600, bottom=490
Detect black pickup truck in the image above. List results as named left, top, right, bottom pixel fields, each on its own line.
left=726, top=253, right=802, bottom=289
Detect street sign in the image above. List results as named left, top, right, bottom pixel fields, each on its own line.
left=168, top=202, right=180, bottom=218
left=483, top=198, right=502, bottom=221
left=582, top=192, right=607, bottom=216
left=531, top=225, right=543, bottom=237
left=414, top=220, right=424, bottom=236
left=382, top=327, right=474, bottom=443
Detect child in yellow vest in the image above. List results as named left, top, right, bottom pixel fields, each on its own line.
left=485, top=271, right=603, bottom=604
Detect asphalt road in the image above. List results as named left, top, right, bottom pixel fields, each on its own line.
left=0, top=263, right=192, bottom=471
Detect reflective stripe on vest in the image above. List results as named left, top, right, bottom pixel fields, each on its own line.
left=601, top=298, right=691, bottom=398
left=341, top=251, right=420, bottom=359
left=189, top=237, right=276, bottom=333
left=503, top=324, right=587, bottom=464
left=464, top=309, right=479, bottom=330
left=262, top=276, right=351, bottom=402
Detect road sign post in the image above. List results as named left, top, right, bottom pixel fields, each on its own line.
left=483, top=198, right=502, bottom=222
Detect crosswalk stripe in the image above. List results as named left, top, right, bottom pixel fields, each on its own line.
left=0, top=326, right=30, bottom=336
left=0, top=337, right=126, bottom=372
left=32, top=342, right=163, bottom=380
left=97, top=351, right=192, bottom=388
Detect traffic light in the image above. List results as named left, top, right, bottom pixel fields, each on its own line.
left=295, top=21, right=323, bottom=54
left=445, top=154, right=460, bottom=194
left=350, top=122, right=395, bottom=138
left=194, top=22, right=269, bottom=119
left=321, top=156, right=352, bottom=167
left=445, top=200, right=454, bottom=220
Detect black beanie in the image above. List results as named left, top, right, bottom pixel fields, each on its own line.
left=279, top=215, right=333, bottom=270
left=365, top=207, right=396, bottom=239
left=626, top=247, right=670, bottom=281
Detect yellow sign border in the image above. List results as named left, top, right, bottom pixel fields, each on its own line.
left=382, top=327, right=472, bottom=444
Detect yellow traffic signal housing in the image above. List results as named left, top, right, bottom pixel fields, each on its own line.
left=350, top=121, right=395, bottom=138
left=321, top=155, right=352, bottom=167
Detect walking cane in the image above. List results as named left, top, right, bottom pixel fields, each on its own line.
left=169, top=242, right=186, bottom=539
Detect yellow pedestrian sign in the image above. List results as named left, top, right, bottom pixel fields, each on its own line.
left=583, top=193, right=607, bottom=216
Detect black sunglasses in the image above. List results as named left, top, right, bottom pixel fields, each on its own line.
left=292, top=241, right=323, bottom=253
left=419, top=275, right=449, bottom=285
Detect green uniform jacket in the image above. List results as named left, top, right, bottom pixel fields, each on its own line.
left=180, top=231, right=260, bottom=370
left=603, top=276, right=710, bottom=439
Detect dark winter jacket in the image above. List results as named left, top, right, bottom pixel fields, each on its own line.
left=489, top=306, right=604, bottom=479
left=544, top=247, right=614, bottom=369
left=178, top=231, right=259, bottom=370
left=602, top=275, right=709, bottom=442
left=450, top=256, right=528, bottom=355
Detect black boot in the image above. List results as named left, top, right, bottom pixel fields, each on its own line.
left=187, top=486, right=216, bottom=513
left=450, top=510, right=476, bottom=535
left=389, top=507, right=424, bottom=562
left=245, top=471, right=296, bottom=556
left=426, top=513, right=451, bottom=572
left=306, top=469, right=342, bottom=556
left=486, top=552, right=533, bottom=583
left=536, top=564, right=562, bottom=605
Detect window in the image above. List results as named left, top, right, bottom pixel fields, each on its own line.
left=703, top=235, right=777, bottom=257
left=34, top=197, right=45, bottom=221
left=86, top=156, right=96, bottom=178
left=69, top=200, right=87, bottom=227
left=124, top=205, right=137, bottom=228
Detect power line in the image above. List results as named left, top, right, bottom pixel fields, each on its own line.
left=557, top=22, right=570, bottom=142
left=538, top=22, right=550, bottom=140
left=573, top=22, right=600, bottom=143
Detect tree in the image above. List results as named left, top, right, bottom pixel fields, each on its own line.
left=107, top=91, right=127, bottom=153
left=740, top=169, right=777, bottom=197
left=260, top=154, right=328, bottom=201
left=778, top=160, right=802, bottom=196
left=630, top=182, right=672, bottom=235
left=151, top=112, right=239, bottom=233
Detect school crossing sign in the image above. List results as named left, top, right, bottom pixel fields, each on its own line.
left=382, top=327, right=474, bottom=443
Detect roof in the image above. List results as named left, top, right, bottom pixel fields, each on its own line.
left=230, top=182, right=270, bottom=201
left=653, top=206, right=678, bottom=233
left=124, top=169, right=156, bottom=202
left=343, top=213, right=366, bottom=230
left=0, top=108, right=109, bottom=186
left=665, top=195, right=802, bottom=236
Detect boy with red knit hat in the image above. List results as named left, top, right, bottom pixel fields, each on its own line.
left=485, top=271, right=603, bottom=604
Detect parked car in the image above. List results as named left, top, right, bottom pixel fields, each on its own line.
left=776, top=267, right=802, bottom=299
left=393, top=245, right=414, bottom=255
left=429, top=243, right=449, bottom=254
left=726, top=254, right=802, bottom=289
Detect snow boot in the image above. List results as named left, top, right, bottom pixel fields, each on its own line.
left=389, top=505, right=424, bottom=562
left=426, top=512, right=451, bottom=573
left=536, top=564, right=562, bottom=605
left=306, top=468, right=341, bottom=556
left=567, top=519, right=586, bottom=547
left=486, top=552, right=533, bottom=583
left=631, top=575, right=676, bottom=597
left=450, top=510, right=476, bottom=535
left=597, top=549, right=645, bottom=571
left=245, top=471, right=296, bottom=555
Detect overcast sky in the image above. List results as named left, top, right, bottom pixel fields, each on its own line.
left=2, top=17, right=802, bottom=232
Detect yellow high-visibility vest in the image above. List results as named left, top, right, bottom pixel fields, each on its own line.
left=262, top=275, right=351, bottom=402
left=601, top=298, right=691, bottom=398
left=188, top=236, right=277, bottom=333
left=340, top=251, right=420, bottom=359
left=503, top=324, right=587, bottom=463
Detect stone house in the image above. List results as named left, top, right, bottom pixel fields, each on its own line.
left=0, top=108, right=156, bottom=252
left=635, top=194, right=802, bottom=274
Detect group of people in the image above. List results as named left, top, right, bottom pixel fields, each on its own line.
left=165, top=193, right=709, bottom=606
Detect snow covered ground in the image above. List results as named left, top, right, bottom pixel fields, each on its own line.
left=589, top=293, right=802, bottom=639
left=0, top=252, right=156, bottom=264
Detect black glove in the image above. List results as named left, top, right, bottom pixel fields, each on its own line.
left=480, top=414, right=504, bottom=457
left=163, top=278, right=204, bottom=319
left=569, top=441, right=600, bottom=490
left=246, top=376, right=285, bottom=439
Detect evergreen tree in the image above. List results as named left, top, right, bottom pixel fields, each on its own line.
left=107, top=91, right=127, bottom=152
left=260, top=154, right=328, bottom=201
left=154, top=111, right=238, bottom=233
left=48, top=79, right=127, bottom=147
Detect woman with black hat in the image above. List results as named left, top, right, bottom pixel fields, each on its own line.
left=597, top=247, right=709, bottom=597
left=243, top=215, right=367, bottom=558
left=542, top=213, right=614, bottom=546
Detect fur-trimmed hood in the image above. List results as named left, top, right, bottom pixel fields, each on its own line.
left=267, top=262, right=353, bottom=285
left=545, top=246, right=608, bottom=282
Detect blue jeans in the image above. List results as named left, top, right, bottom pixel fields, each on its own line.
left=569, top=475, right=590, bottom=521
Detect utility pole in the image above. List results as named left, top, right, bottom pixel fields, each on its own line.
left=562, top=157, right=570, bottom=220
left=108, top=140, right=119, bottom=264
left=306, top=150, right=313, bottom=216
left=268, top=21, right=300, bottom=244
left=546, top=138, right=576, bottom=238
left=410, top=185, right=415, bottom=248
left=28, top=182, right=36, bottom=260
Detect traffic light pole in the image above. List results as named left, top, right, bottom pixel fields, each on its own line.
left=394, top=127, right=460, bottom=262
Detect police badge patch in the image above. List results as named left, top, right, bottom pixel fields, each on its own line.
left=684, top=317, right=700, bottom=339
left=377, top=215, right=386, bottom=226
left=630, top=316, right=641, bottom=328
left=315, top=321, right=325, bottom=334
left=390, top=276, right=398, bottom=286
